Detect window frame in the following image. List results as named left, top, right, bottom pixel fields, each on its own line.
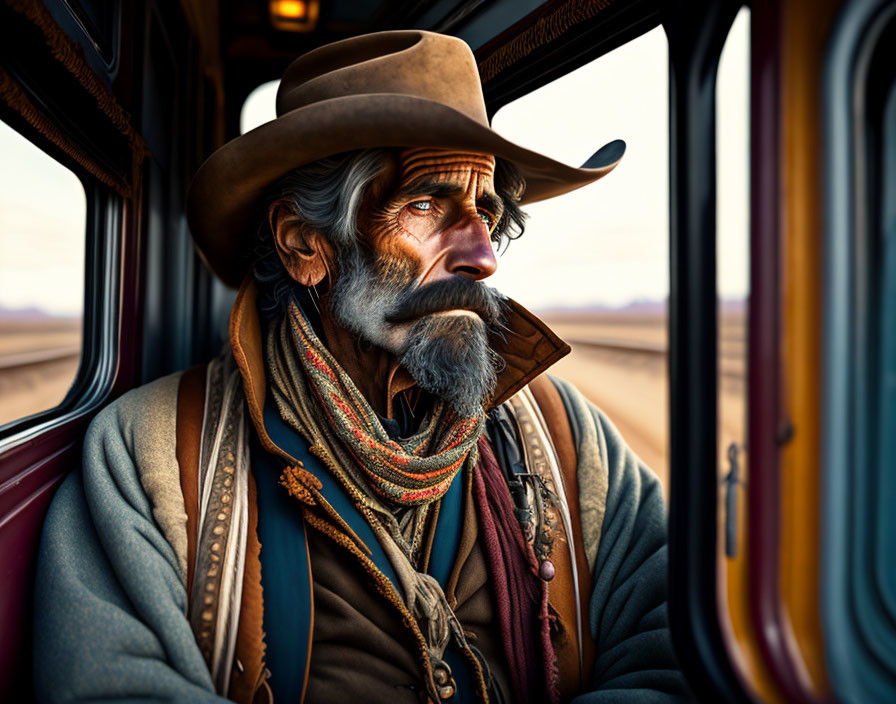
left=663, top=0, right=753, bottom=701
left=0, top=114, right=122, bottom=451
left=821, top=1, right=896, bottom=700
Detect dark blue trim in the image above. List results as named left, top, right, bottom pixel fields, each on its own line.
left=821, top=1, right=896, bottom=700
left=255, top=398, right=483, bottom=702
left=427, top=462, right=470, bottom=703
left=262, top=401, right=404, bottom=596
left=428, top=466, right=463, bottom=587
left=252, top=436, right=312, bottom=704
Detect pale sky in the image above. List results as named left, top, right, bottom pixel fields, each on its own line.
left=0, top=120, right=86, bottom=316
left=0, top=11, right=748, bottom=317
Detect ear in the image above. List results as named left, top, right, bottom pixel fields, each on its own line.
left=270, top=203, right=333, bottom=287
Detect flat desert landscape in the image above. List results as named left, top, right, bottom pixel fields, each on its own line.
left=0, top=317, right=81, bottom=427
left=541, top=308, right=747, bottom=495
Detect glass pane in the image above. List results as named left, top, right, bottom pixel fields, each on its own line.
left=241, top=80, right=278, bottom=135
left=491, top=26, right=670, bottom=491
left=712, top=7, right=767, bottom=698
left=716, top=7, right=749, bottom=483
left=0, top=120, right=86, bottom=427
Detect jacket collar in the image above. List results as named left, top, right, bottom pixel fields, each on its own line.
left=229, top=276, right=570, bottom=445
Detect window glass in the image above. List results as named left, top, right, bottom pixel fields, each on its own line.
left=716, top=8, right=750, bottom=482
left=715, top=5, right=749, bottom=570
left=241, top=80, right=278, bottom=135
left=491, top=26, right=671, bottom=490
left=713, top=6, right=758, bottom=689
left=0, top=120, right=86, bottom=427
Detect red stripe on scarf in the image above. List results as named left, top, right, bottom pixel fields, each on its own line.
left=303, top=347, right=338, bottom=382
left=283, top=302, right=482, bottom=508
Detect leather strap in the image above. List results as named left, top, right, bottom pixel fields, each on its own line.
left=177, top=364, right=268, bottom=704
left=518, top=375, right=598, bottom=693
left=177, top=364, right=206, bottom=600
left=228, top=472, right=268, bottom=703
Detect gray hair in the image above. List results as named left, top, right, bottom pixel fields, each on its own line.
left=251, top=149, right=390, bottom=319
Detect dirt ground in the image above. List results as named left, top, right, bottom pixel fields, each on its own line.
left=543, top=311, right=747, bottom=497
left=0, top=319, right=81, bottom=427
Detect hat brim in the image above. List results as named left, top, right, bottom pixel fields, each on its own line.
left=187, top=93, right=625, bottom=288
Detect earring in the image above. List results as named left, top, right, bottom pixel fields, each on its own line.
left=308, top=283, right=322, bottom=317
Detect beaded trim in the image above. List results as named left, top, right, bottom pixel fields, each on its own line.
left=190, top=354, right=250, bottom=697
left=505, top=386, right=584, bottom=674
left=0, top=66, right=134, bottom=196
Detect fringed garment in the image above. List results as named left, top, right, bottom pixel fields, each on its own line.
left=266, top=300, right=557, bottom=703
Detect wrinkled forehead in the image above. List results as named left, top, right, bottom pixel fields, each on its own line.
left=396, top=147, right=496, bottom=188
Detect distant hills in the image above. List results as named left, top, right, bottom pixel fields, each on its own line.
left=0, top=305, right=80, bottom=321
left=0, top=299, right=747, bottom=321
left=536, top=297, right=746, bottom=316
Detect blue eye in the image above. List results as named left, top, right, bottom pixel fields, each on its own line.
left=409, top=200, right=432, bottom=212
left=478, top=209, right=495, bottom=227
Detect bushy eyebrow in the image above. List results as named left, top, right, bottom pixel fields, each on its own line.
left=394, top=179, right=505, bottom=217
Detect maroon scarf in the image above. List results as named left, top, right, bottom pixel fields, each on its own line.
left=473, top=437, right=559, bottom=704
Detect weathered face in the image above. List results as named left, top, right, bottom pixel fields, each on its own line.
left=327, top=148, right=508, bottom=416
left=361, top=148, right=501, bottom=290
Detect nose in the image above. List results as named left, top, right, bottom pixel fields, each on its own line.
left=443, top=215, right=498, bottom=280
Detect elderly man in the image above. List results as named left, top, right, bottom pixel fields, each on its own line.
left=34, top=31, right=686, bottom=704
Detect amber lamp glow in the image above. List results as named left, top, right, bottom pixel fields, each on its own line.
left=269, top=0, right=319, bottom=32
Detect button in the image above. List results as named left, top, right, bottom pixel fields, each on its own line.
left=438, top=684, right=456, bottom=699
left=432, top=661, right=455, bottom=699
left=433, top=663, right=452, bottom=685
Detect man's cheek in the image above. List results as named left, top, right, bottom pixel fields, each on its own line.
left=367, top=215, right=402, bottom=242
left=396, top=210, right=442, bottom=241
left=374, top=251, right=420, bottom=288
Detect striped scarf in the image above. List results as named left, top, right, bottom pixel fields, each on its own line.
left=271, top=300, right=485, bottom=508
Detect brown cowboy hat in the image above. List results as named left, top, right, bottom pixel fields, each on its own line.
left=187, top=30, right=625, bottom=288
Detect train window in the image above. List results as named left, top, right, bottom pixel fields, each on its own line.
left=712, top=5, right=760, bottom=693
left=0, top=118, right=86, bottom=428
left=716, top=6, right=749, bottom=536
left=490, top=25, right=671, bottom=489
left=242, top=81, right=278, bottom=134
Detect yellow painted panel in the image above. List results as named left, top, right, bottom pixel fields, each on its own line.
left=718, top=453, right=789, bottom=702
left=777, top=0, right=839, bottom=696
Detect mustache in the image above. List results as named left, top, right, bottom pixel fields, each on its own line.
left=385, top=278, right=505, bottom=325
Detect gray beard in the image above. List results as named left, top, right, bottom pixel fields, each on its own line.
left=327, top=247, right=503, bottom=417
left=400, top=314, right=501, bottom=418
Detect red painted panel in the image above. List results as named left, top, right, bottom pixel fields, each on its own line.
left=748, top=1, right=823, bottom=701
left=0, top=422, right=82, bottom=488
left=0, top=450, right=72, bottom=699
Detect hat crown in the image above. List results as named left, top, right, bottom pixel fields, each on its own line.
left=276, top=31, right=489, bottom=126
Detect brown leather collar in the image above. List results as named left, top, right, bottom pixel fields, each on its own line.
left=228, top=276, right=570, bottom=441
